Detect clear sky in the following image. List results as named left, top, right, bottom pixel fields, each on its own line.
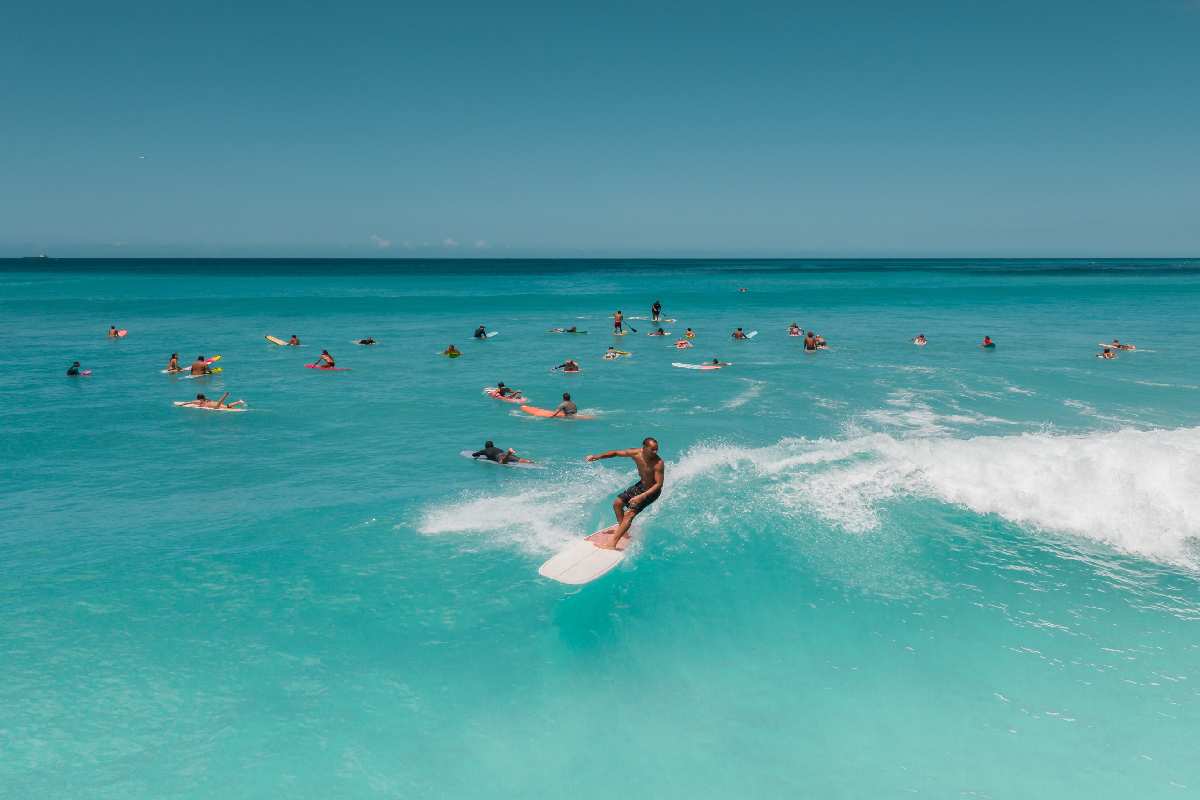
left=2, top=0, right=1198, bottom=257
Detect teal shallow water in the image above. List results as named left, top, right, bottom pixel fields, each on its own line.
left=3, top=259, right=1200, bottom=797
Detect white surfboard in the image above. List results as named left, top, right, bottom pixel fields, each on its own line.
left=745, top=330, right=758, bottom=339
left=538, top=527, right=627, bottom=584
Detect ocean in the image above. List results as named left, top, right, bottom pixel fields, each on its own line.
left=2, top=258, right=1199, bottom=798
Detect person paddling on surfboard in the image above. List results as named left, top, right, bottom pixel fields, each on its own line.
left=550, top=392, right=577, bottom=417
left=613, top=310, right=624, bottom=334
left=443, top=344, right=461, bottom=357
left=586, top=437, right=664, bottom=551
left=166, top=353, right=181, bottom=373
left=287, top=335, right=301, bottom=346
left=553, top=360, right=581, bottom=373
left=494, top=382, right=524, bottom=399
left=471, top=440, right=533, bottom=465
left=181, top=392, right=245, bottom=410
left=651, top=300, right=662, bottom=322
left=356, top=337, right=376, bottom=346
left=473, top=325, right=488, bottom=339
left=314, top=350, right=336, bottom=368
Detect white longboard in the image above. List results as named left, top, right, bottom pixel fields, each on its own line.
left=538, top=526, right=627, bottom=585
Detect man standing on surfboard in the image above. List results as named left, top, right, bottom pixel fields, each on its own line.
left=585, top=437, right=664, bottom=550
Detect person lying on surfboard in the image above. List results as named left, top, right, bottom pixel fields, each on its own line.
left=190, top=355, right=213, bottom=376
left=649, top=327, right=667, bottom=336
left=585, top=437, right=665, bottom=551
left=314, top=350, right=336, bottom=368
left=789, top=322, right=802, bottom=336
left=473, top=325, right=488, bottom=339
left=181, top=392, right=245, bottom=410
left=731, top=327, right=748, bottom=340
left=166, top=353, right=181, bottom=373
left=471, top=440, right=533, bottom=465
left=1099, top=347, right=1117, bottom=359
left=494, top=382, right=524, bottom=399
left=553, top=360, right=581, bottom=373
left=442, top=344, right=461, bottom=357
left=356, top=337, right=377, bottom=346
left=709, top=358, right=731, bottom=367
left=287, top=335, right=301, bottom=346
left=550, top=392, right=577, bottom=417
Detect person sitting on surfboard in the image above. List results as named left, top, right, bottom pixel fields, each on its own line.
left=553, top=360, right=581, bottom=373
left=731, top=327, right=748, bottom=340
left=166, top=353, right=181, bottom=373
left=585, top=437, right=665, bottom=551
left=108, top=325, right=120, bottom=338
left=443, top=344, right=461, bottom=357
left=789, top=323, right=802, bottom=336
left=651, top=300, right=662, bottom=322
left=551, top=393, right=577, bottom=417
left=473, top=325, right=488, bottom=339
left=494, top=382, right=523, bottom=399
left=603, top=347, right=623, bottom=360
left=287, top=335, right=301, bottom=346
left=315, top=350, right=336, bottom=368
left=982, top=336, right=995, bottom=348
left=803, top=332, right=818, bottom=351
left=190, top=355, right=212, bottom=376
left=67, top=361, right=82, bottom=376
left=613, top=310, right=623, bottom=333
left=684, top=328, right=695, bottom=339
left=1099, top=347, right=1117, bottom=359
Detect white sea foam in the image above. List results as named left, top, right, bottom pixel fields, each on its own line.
left=419, top=425, right=1200, bottom=566
left=722, top=379, right=765, bottom=409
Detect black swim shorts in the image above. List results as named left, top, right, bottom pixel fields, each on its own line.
left=618, top=481, right=660, bottom=511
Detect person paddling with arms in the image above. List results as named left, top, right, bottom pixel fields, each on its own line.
left=585, top=437, right=664, bottom=550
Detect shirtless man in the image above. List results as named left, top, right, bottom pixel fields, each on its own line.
left=315, top=350, right=336, bottom=367
left=649, top=327, right=667, bottom=337
left=494, top=381, right=523, bottom=399
left=803, top=331, right=819, bottom=351
left=165, top=353, right=181, bottom=373
left=788, top=323, right=802, bottom=336
left=586, top=437, right=665, bottom=550
left=613, top=310, right=624, bottom=334
left=731, top=327, right=748, bottom=340
left=551, top=392, right=577, bottom=417
left=554, top=359, right=581, bottom=373
left=190, top=355, right=212, bottom=376
left=287, top=335, right=301, bottom=346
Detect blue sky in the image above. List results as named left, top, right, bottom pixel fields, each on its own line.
left=2, top=0, right=1198, bottom=257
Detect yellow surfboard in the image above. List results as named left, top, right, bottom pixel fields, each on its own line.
left=265, top=335, right=287, bottom=346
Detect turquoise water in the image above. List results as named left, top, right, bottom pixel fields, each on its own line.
left=3, top=259, right=1200, bottom=798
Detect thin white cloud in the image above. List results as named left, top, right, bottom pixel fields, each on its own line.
left=369, top=234, right=392, bottom=249
left=474, top=239, right=489, bottom=249
left=443, top=238, right=459, bottom=248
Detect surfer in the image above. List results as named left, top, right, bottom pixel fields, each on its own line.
left=165, top=353, right=181, bottom=373
left=649, top=328, right=667, bottom=336
left=474, top=325, right=488, bottom=339
left=1099, top=347, right=1117, bottom=360
left=613, top=310, right=624, bottom=333
left=181, top=392, right=245, bottom=410
left=913, top=334, right=927, bottom=345
left=550, top=392, right=577, bottom=417
left=651, top=300, right=662, bottom=322
left=315, top=350, right=336, bottom=368
left=1109, top=339, right=1134, bottom=351
left=603, top=347, right=626, bottom=360
left=788, top=323, right=802, bottom=336
left=803, top=332, right=818, bottom=351
left=189, top=355, right=212, bottom=376
left=710, top=358, right=731, bottom=367
left=107, top=325, right=120, bottom=338
left=494, top=382, right=523, bottom=399
left=553, top=360, right=581, bottom=373
left=684, top=327, right=695, bottom=339
left=551, top=326, right=579, bottom=334
left=443, top=344, right=461, bottom=357
left=586, top=437, right=665, bottom=550
left=675, top=339, right=692, bottom=349
left=356, top=337, right=377, bottom=346
left=287, top=335, right=301, bottom=346
left=471, top=440, right=532, bottom=464
left=982, top=336, right=995, bottom=348
left=66, top=361, right=83, bottom=376
left=731, top=327, right=748, bottom=340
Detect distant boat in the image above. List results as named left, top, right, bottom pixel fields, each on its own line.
left=19, top=253, right=50, bottom=260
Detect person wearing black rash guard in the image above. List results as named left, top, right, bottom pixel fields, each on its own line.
left=472, top=440, right=507, bottom=463
left=474, top=326, right=488, bottom=339
left=651, top=300, right=662, bottom=322
left=66, top=361, right=82, bottom=376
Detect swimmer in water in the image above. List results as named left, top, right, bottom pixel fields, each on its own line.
left=443, top=344, right=461, bottom=357
left=913, top=334, right=927, bottom=345
left=585, top=437, right=665, bottom=551
left=66, top=361, right=83, bottom=376
left=287, top=335, right=301, bottom=346
left=684, top=328, right=695, bottom=339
